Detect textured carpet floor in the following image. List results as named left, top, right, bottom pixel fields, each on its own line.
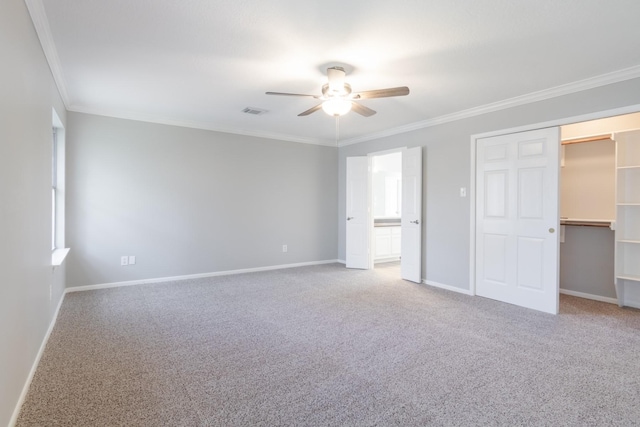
left=16, top=262, right=640, bottom=426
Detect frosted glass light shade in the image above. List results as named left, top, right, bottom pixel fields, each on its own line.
left=322, top=98, right=352, bottom=116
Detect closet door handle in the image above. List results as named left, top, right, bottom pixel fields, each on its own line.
left=410, top=220, right=420, bottom=225
left=549, top=228, right=555, bottom=233
left=347, top=217, right=354, bottom=221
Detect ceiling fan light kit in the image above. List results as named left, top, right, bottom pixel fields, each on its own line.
left=322, top=98, right=353, bottom=116
left=266, top=66, right=409, bottom=118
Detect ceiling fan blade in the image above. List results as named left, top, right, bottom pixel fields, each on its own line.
left=351, top=102, right=376, bottom=117
left=298, top=104, right=323, bottom=116
left=352, top=86, right=410, bottom=99
left=266, top=91, right=318, bottom=98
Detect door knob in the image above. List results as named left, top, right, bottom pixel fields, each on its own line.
left=410, top=220, right=420, bottom=224
left=347, top=217, right=354, bottom=221
left=549, top=228, right=555, bottom=233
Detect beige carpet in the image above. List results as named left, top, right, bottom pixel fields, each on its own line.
left=16, top=262, right=640, bottom=426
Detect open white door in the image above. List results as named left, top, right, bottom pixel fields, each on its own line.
left=346, top=157, right=370, bottom=269
left=401, top=147, right=422, bottom=283
left=475, top=127, right=560, bottom=314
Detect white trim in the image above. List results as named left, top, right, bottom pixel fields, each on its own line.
left=66, top=259, right=340, bottom=293
left=366, top=147, right=406, bottom=157
left=337, top=259, right=346, bottom=264
left=472, top=104, right=640, bottom=141
left=469, top=134, right=477, bottom=296
left=469, top=103, right=640, bottom=301
left=68, top=68, right=640, bottom=148
left=339, top=66, right=640, bottom=147
left=24, top=0, right=70, bottom=107
left=559, top=289, right=618, bottom=305
left=9, top=291, right=66, bottom=427
left=423, top=279, right=474, bottom=296
left=51, top=108, right=64, bottom=128
left=25, top=1, right=640, bottom=151
left=374, top=257, right=401, bottom=264
left=67, top=105, right=338, bottom=147
left=70, top=74, right=640, bottom=148
left=51, top=248, right=70, bottom=267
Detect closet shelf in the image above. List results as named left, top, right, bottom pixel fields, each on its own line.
left=560, top=218, right=612, bottom=228
left=617, top=275, right=640, bottom=283
left=614, top=129, right=640, bottom=308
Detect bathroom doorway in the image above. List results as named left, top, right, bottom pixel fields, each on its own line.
left=371, top=150, right=402, bottom=274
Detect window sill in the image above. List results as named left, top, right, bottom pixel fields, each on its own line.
left=52, top=248, right=70, bottom=267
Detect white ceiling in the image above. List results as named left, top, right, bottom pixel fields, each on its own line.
left=29, top=0, right=640, bottom=146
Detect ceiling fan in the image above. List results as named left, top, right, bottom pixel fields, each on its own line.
left=266, top=66, right=410, bottom=117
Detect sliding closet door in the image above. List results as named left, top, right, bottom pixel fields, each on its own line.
left=475, top=128, right=560, bottom=314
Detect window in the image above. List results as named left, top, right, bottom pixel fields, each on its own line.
left=51, top=109, right=68, bottom=266
left=52, top=127, right=58, bottom=250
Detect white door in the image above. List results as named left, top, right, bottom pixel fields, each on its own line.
left=346, top=157, right=370, bottom=269
left=476, top=128, right=560, bottom=314
left=401, top=147, right=422, bottom=283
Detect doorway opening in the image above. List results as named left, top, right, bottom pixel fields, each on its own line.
left=559, top=112, right=640, bottom=307
left=371, top=151, right=402, bottom=275
left=345, top=147, right=422, bottom=283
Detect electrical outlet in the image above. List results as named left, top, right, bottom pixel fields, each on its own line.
left=282, top=244, right=288, bottom=253
left=128, top=255, right=136, bottom=265
left=120, top=256, right=128, bottom=266
left=460, top=187, right=467, bottom=197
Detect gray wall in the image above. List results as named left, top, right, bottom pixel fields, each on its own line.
left=66, top=113, right=338, bottom=287
left=338, top=78, right=640, bottom=291
left=560, top=227, right=616, bottom=299
left=0, top=0, right=67, bottom=424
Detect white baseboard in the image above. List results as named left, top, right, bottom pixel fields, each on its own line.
left=66, top=259, right=341, bottom=293
left=336, top=259, right=346, bottom=265
left=559, top=288, right=618, bottom=305
left=618, top=283, right=640, bottom=309
left=9, top=292, right=66, bottom=427
left=374, top=257, right=401, bottom=264
left=423, top=279, right=474, bottom=296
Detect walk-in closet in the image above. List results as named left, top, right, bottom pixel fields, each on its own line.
left=560, top=112, right=640, bottom=308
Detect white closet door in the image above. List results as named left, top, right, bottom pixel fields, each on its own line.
left=476, top=128, right=560, bottom=314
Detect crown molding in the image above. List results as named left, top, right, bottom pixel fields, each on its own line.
left=68, top=105, right=338, bottom=147
left=339, top=65, right=640, bottom=147
left=25, top=0, right=336, bottom=146
left=25, top=0, right=640, bottom=149
left=24, top=0, right=71, bottom=107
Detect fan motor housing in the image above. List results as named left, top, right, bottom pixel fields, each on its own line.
left=322, top=82, right=351, bottom=98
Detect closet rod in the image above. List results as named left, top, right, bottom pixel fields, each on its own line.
left=560, top=219, right=612, bottom=228
left=561, top=133, right=613, bottom=145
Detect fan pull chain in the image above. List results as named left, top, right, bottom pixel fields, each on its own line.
left=335, top=116, right=339, bottom=146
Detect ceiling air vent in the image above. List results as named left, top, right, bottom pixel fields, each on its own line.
left=242, top=107, right=267, bottom=115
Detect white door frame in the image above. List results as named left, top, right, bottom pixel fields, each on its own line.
left=469, top=103, right=640, bottom=296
